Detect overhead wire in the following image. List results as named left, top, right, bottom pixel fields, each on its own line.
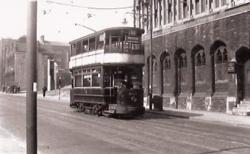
left=46, top=0, right=133, bottom=10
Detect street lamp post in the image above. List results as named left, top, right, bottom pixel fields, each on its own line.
left=135, top=0, right=153, bottom=110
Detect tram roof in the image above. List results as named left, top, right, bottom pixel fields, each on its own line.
left=69, top=26, right=144, bottom=44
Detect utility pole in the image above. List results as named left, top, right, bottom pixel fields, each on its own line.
left=149, top=0, right=153, bottom=110
left=26, top=0, right=37, bottom=154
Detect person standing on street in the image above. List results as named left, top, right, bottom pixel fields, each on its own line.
left=42, top=86, right=47, bottom=97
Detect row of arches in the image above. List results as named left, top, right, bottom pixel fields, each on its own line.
left=147, top=40, right=250, bottom=100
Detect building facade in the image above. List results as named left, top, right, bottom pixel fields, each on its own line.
left=0, top=36, right=70, bottom=92
left=0, top=39, right=16, bottom=91
left=135, top=0, right=250, bottom=113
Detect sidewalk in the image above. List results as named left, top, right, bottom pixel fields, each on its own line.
left=0, top=127, right=25, bottom=154
left=0, top=91, right=64, bottom=154
left=146, top=107, right=250, bottom=128
left=1, top=90, right=70, bottom=103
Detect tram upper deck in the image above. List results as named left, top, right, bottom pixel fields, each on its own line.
left=69, top=27, right=144, bottom=69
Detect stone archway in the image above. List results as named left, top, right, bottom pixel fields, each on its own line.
left=174, top=49, right=187, bottom=96
left=210, top=40, right=228, bottom=93
left=191, top=45, right=205, bottom=94
left=236, top=47, right=250, bottom=100
left=160, top=51, right=171, bottom=95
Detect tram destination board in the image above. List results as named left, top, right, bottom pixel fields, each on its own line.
left=125, top=36, right=140, bottom=43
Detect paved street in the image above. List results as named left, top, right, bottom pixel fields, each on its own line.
left=1, top=93, right=250, bottom=154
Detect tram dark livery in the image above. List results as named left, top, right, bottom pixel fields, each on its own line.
left=69, top=27, right=145, bottom=117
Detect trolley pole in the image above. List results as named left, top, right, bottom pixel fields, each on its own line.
left=26, top=0, right=37, bottom=154
left=149, top=0, right=153, bottom=110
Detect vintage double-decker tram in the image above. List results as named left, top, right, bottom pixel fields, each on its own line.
left=69, top=27, right=145, bottom=117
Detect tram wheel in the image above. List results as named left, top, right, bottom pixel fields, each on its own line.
left=97, top=105, right=103, bottom=116
left=92, top=105, right=98, bottom=115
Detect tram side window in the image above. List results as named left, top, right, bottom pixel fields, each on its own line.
left=111, top=36, right=119, bottom=44
left=111, top=36, right=122, bottom=48
left=83, top=75, right=91, bottom=87
left=131, top=43, right=140, bottom=51
left=76, top=42, right=81, bottom=54
left=71, top=44, right=77, bottom=56
left=82, top=40, right=88, bottom=53
left=97, top=33, right=105, bottom=49
left=75, top=75, right=82, bottom=87
left=92, top=73, right=101, bottom=87
left=97, top=41, right=104, bottom=49
left=89, top=38, right=96, bottom=51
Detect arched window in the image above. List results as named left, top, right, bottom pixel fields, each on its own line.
left=179, top=57, right=183, bottom=68
left=195, top=49, right=206, bottom=66
left=215, top=46, right=227, bottom=64
left=214, top=45, right=228, bottom=81
left=183, top=53, right=187, bottom=68
left=163, top=56, right=171, bottom=70
left=216, top=49, right=222, bottom=63
left=223, top=48, right=228, bottom=62
left=194, top=48, right=206, bottom=84
left=179, top=53, right=187, bottom=68
left=161, top=53, right=171, bottom=94
left=175, top=50, right=187, bottom=90
left=196, top=53, right=201, bottom=66
left=201, top=52, right=206, bottom=65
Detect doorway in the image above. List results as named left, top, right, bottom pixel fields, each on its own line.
left=244, top=60, right=250, bottom=99
left=236, top=47, right=250, bottom=101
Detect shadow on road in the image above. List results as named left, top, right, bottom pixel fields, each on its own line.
left=70, top=109, right=203, bottom=120
left=198, top=146, right=250, bottom=154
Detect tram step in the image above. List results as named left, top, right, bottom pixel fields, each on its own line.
left=238, top=103, right=250, bottom=108
left=242, top=100, right=250, bottom=105
left=102, top=110, right=115, bottom=117
left=232, top=108, right=250, bottom=116
left=103, top=109, right=115, bottom=114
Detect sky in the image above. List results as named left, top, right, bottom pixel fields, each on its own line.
left=0, top=0, right=134, bottom=42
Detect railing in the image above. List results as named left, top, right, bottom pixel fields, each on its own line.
left=104, top=41, right=143, bottom=54
left=70, top=41, right=144, bottom=58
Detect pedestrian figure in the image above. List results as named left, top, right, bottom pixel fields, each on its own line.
left=42, top=86, right=47, bottom=97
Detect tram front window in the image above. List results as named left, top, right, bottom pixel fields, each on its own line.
left=75, top=75, right=82, bottom=87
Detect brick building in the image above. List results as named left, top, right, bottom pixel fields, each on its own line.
left=0, top=36, right=70, bottom=92
left=135, top=0, right=250, bottom=114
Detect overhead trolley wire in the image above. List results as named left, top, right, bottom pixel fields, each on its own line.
left=46, top=0, right=133, bottom=10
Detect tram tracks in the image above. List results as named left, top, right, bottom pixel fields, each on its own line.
left=1, top=95, right=250, bottom=154
left=38, top=106, right=247, bottom=154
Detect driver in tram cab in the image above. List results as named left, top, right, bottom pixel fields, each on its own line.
left=117, top=81, right=129, bottom=106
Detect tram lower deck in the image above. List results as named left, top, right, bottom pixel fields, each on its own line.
left=70, top=65, right=145, bottom=117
